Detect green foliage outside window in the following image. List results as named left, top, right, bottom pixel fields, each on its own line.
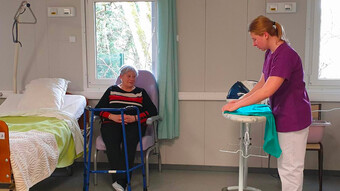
left=95, top=2, right=152, bottom=79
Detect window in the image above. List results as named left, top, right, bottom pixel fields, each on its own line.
left=318, top=0, right=340, bottom=80
left=306, top=0, right=340, bottom=101
left=306, top=0, right=340, bottom=86
left=85, top=0, right=157, bottom=88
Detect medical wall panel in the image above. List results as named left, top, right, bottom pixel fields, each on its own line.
left=47, top=0, right=84, bottom=91
left=161, top=101, right=205, bottom=165
left=204, top=101, right=240, bottom=166
left=264, top=0, right=307, bottom=67
left=315, top=102, right=340, bottom=171
left=20, top=1, right=50, bottom=91
left=246, top=0, right=266, bottom=81
left=177, top=0, right=206, bottom=92
left=205, top=0, right=248, bottom=92
left=0, top=0, right=49, bottom=93
left=204, top=101, right=265, bottom=167
left=0, top=2, right=16, bottom=90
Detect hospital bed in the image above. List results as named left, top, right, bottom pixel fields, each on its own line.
left=0, top=82, right=87, bottom=191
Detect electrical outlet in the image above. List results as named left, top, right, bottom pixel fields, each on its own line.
left=267, top=2, right=296, bottom=13
left=48, top=7, right=75, bottom=17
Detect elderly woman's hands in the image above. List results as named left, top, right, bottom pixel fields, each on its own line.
left=122, top=115, right=137, bottom=124
left=108, top=114, right=121, bottom=123
left=108, top=114, right=137, bottom=124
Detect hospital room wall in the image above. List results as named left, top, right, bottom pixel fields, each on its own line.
left=0, top=0, right=84, bottom=92
left=170, top=0, right=340, bottom=172
left=89, top=0, right=340, bottom=171
left=85, top=0, right=267, bottom=168
left=163, top=0, right=267, bottom=168
left=1, top=0, right=340, bottom=172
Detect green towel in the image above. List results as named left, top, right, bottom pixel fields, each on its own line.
left=224, top=104, right=282, bottom=158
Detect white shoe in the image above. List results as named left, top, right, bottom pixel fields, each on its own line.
left=112, top=182, right=124, bottom=191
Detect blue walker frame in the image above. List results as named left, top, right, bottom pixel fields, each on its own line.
left=83, top=107, right=147, bottom=191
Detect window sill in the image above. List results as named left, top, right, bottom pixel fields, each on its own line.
left=0, top=90, right=15, bottom=98
left=69, top=91, right=228, bottom=101
left=70, top=90, right=105, bottom=100
left=179, top=91, right=340, bottom=102
left=2, top=89, right=336, bottom=102
left=71, top=90, right=340, bottom=102
left=178, top=92, right=226, bottom=101
left=307, top=88, right=340, bottom=102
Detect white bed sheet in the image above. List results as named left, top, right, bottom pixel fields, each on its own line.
left=0, top=94, right=86, bottom=156
left=0, top=94, right=86, bottom=191
left=0, top=94, right=86, bottom=119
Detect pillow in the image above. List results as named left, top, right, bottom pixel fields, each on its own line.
left=17, top=78, right=70, bottom=111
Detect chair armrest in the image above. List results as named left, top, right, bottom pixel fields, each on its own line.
left=146, top=115, right=162, bottom=125
left=89, top=115, right=100, bottom=124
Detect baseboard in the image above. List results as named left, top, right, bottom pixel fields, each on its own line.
left=72, top=162, right=340, bottom=176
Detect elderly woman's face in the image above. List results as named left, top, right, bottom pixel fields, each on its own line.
left=120, top=70, right=136, bottom=88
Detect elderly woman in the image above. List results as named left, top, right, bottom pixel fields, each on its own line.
left=95, top=65, right=157, bottom=191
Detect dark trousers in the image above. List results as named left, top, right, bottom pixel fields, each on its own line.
left=100, top=121, right=146, bottom=187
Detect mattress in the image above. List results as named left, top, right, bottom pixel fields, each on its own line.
left=0, top=94, right=86, bottom=119
left=0, top=94, right=87, bottom=191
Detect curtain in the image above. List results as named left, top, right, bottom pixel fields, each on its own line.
left=156, top=0, right=179, bottom=139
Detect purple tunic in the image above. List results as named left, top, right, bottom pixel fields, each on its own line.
left=262, top=42, right=312, bottom=132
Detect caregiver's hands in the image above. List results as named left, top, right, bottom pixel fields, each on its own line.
left=222, top=100, right=240, bottom=112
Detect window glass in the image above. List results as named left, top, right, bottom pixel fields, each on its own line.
left=86, top=1, right=156, bottom=87
left=318, top=0, right=340, bottom=80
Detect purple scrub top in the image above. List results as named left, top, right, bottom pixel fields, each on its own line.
left=262, top=42, right=312, bottom=132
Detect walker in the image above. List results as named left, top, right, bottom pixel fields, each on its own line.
left=83, top=106, right=147, bottom=191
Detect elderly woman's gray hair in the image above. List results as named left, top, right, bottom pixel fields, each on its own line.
left=119, top=65, right=139, bottom=76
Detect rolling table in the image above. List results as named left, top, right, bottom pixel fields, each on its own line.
left=221, top=113, right=267, bottom=191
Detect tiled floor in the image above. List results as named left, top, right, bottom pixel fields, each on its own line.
left=30, top=163, right=340, bottom=191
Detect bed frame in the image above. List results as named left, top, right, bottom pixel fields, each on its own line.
left=0, top=120, right=13, bottom=189
left=0, top=95, right=89, bottom=191
left=0, top=116, right=89, bottom=191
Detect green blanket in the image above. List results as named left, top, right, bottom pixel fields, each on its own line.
left=224, top=104, right=282, bottom=158
left=0, top=116, right=76, bottom=168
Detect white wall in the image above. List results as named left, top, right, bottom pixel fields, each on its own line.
left=1, top=0, right=340, bottom=171
left=0, top=0, right=83, bottom=92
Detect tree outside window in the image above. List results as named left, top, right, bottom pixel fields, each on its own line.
left=95, top=2, right=153, bottom=80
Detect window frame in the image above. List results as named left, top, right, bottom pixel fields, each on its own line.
left=85, top=0, right=158, bottom=89
left=305, top=0, right=340, bottom=101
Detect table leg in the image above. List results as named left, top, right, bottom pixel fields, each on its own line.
left=243, top=123, right=250, bottom=188
left=221, top=123, right=262, bottom=191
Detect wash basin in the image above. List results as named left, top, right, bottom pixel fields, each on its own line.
left=307, top=120, right=331, bottom=143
